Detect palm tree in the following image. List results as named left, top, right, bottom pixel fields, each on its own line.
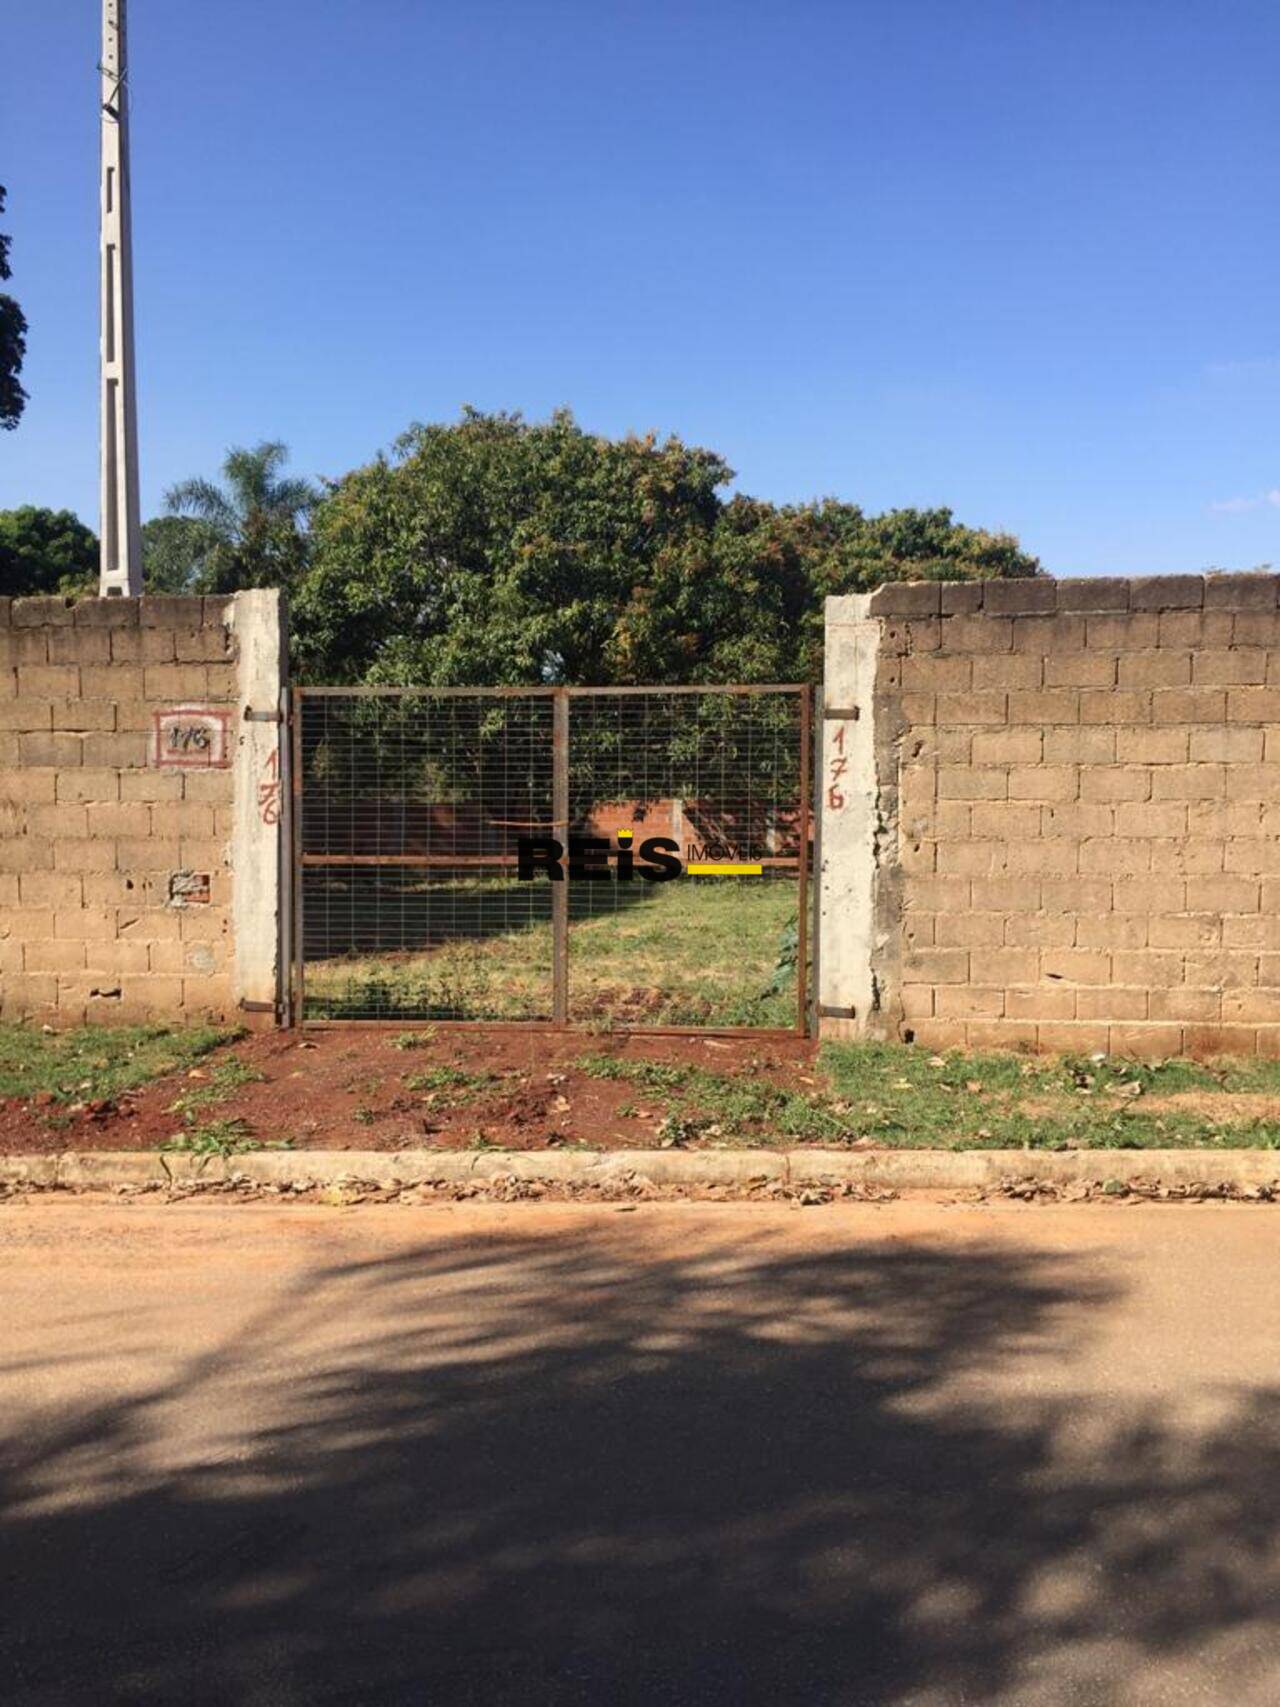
left=160, top=440, right=317, bottom=593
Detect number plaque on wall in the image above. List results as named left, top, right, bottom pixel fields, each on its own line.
left=152, top=706, right=232, bottom=769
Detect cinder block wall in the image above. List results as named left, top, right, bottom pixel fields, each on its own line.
left=821, top=574, right=1280, bottom=1058
left=0, top=593, right=284, bottom=1027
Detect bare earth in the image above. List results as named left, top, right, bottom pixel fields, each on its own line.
left=0, top=1028, right=817, bottom=1154
left=1, top=1198, right=1278, bottom=1705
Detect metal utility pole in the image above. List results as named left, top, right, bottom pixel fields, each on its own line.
left=99, top=0, right=142, bottom=596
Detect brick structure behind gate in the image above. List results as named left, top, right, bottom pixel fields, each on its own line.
left=820, top=573, right=1280, bottom=1058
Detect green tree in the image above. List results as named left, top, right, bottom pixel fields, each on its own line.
left=712, top=496, right=1038, bottom=677
left=295, top=408, right=743, bottom=683
left=141, top=515, right=216, bottom=592
left=296, top=408, right=1040, bottom=686
left=164, top=440, right=316, bottom=593
left=0, top=186, right=28, bottom=430
left=0, top=507, right=97, bottom=596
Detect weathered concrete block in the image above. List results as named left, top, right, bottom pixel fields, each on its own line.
left=939, top=581, right=985, bottom=615
left=982, top=578, right=1058, bottom=614
left=1203, top=572, right=1278, bottom=611
left=1056, top=577, right=1130, bottom=611
left=868, top=581, right=941, bottom=617
left=73, top=597, right=140, bottom=628
left=139, top=596, right=208, bottom=630
left=12, top=597, right=74, bottom=627
left=1128, top=575, right=1204, bottom=610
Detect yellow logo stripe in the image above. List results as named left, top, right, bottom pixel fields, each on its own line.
left=686, top=862, right=763, bottom=877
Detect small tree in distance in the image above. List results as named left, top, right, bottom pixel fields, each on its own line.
left=0, top=508, right=96, bottom=595
left=163, top=440, right=316, bottom=593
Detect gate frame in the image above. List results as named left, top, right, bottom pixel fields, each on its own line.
left=289, top=682, right=813, bottom=1037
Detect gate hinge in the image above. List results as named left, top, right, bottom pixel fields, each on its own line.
left=244, top=706, right=283, bottom=723
left=239, top=998, right=280, bottom=1015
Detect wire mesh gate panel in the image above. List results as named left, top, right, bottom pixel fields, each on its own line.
left=293, top=685, right=810, bottom=1032
left=564, top=688, right=810, bottom=1030
left=296, top=690, right=558, bottom=1023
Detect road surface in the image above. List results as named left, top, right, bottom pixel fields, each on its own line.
left=1, top=1197, right=1277, bottom=1705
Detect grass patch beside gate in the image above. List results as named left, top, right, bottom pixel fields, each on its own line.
left=818, top=1044, right=1280, bottom=1149
left=0, top=1023, right=235, bottom=1106
left=575, top=1043, right=1280, bottom=1149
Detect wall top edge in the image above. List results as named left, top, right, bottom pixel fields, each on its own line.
left=864, top=572, right=1280, bottom=620
left=1, top=593, right=254, bottom=630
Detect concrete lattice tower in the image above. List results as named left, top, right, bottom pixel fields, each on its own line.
left=99, top=0, right=143, bottom=596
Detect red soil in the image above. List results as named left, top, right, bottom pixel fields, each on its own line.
left=0, top=1026, right=819, bottom=1155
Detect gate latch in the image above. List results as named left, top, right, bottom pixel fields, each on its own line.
left=244, top=706, right=283, bottom=723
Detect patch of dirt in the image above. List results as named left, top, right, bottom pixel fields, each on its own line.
left=0, top=1027, right=818, bottom=1156
left=1142, top=1091, right=1280, bottom=1120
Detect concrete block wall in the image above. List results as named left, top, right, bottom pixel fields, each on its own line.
left=0, top=592, right=285, bottom=1027
left=820, top=573, right=1280, bottom=1058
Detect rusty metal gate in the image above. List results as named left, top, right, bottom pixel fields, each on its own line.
left=291, top=685, right=811, bottom=1033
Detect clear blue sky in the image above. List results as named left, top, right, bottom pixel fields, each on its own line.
left=3, top=1, right=1278, bottom=575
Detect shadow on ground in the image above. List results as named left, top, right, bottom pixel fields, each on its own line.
left=1, top=1228, right=1277, bottom=1704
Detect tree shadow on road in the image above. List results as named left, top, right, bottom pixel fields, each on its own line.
left=1, top=1223, right=1277, bottom=1704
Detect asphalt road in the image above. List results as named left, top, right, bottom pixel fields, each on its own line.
left=1, top=1197, right=1277, bottom=1706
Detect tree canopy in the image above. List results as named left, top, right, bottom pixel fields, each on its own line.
left=0, top=507, right=96, bottom=596
left=0, top=185, right=28, bottom=431
left=292, top=408, right=1039, bottom=684
left=163, top=440, right=316, bottom=593
left=140, top=516, right=214, bottom=592
left=2, top=412, right=1041, bottom=680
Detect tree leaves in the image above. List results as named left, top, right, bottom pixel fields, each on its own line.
left=0, top=185, right=28, bottom=431
left=162, top=441, right=317, bottom=594
left=294, top=409, right=1040, bottom=686
left=0, top=507, right=96, bottom=595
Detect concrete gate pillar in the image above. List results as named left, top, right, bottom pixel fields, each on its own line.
left=817, top=595, right=882, bottom=1039
left=230, top=590, right=289, bottom=1023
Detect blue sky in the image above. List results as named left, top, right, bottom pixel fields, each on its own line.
left=3, top=0, right=1278, bottom=575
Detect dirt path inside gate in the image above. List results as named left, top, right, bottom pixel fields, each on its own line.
left=0, top=1026, right=819, bottom=1155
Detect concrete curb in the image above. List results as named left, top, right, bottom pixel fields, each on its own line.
left=2, top=1148, right=1279, bottom=1194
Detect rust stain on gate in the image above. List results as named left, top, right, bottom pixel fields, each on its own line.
left=292, top=684, right=812, bottom=1036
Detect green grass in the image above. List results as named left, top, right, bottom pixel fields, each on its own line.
left=820, top=1044, right=1280, bottom=1149
left=576, top=1052, right=845, bottom=1144
left=403, top=1065, right=498, bottom=1099
left=160, top=1119, right=295, bottom=1165
left=575, top=1043, right=1280, bottom=1150
left=160, top=1118, right=260, bottom=1160
left=0, top=1023, right=236, bottom=1106
left=304, top=875, right=801, bottom=1027
left=566, top=879, right=799, bottom=1026
left=166, top=1057, right=266, bottom=1120
left=577, top=1057, right=693, bottom=1091
left=161, top=1055, right=270, bottom=1153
